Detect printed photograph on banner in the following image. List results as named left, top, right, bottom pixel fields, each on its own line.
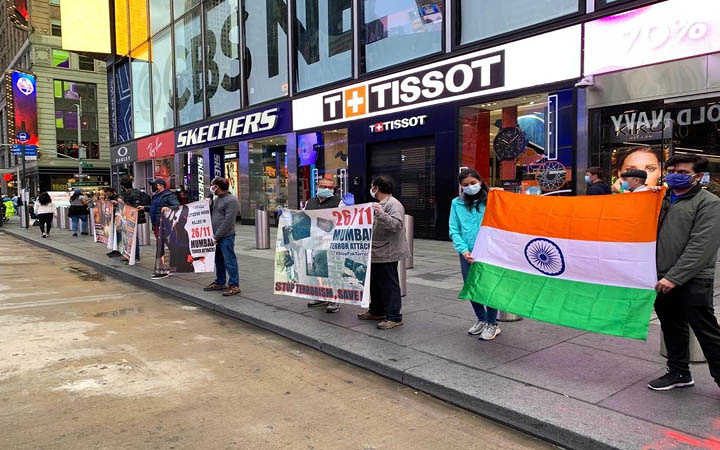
left=120, top=204, right=138, bottom=265
left=156, top=200, right=215, bottom=274
left=273, top=203, right=374, bottom=307
left=91, top=200, right=114, bottom=245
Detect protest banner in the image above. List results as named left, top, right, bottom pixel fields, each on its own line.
left=273, top=203, right=374, bottom=307
left=155, top=200, right=215, bottom=274
left=120, top=204, right=138, bottom=265
left=91, top=200, right=115, bottom=249
left=459, top=190, right=664, bottom=340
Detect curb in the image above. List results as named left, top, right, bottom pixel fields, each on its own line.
left=3, top=227, right=672, bottom=450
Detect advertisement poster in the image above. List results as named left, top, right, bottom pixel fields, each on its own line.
left=11, top=71, right=38, bottom=146
left=91, top=200, right=115, bottom=249
left=155, top=200, right=215, bottom=274
left=273, top=204, right=374, bottom=307
left=120, top=205, right=138, bottom=265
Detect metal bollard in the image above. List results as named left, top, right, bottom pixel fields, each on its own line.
left=404, top=214, right=414, bottom=269
left=137, top=221, right=151, bottom=246
left=398, top=259, right=407, bottom=297
left=54, top=207, right=62, bottom=229
left=18, top=205, right=27, bottom=228
left=255, top=209, right=270, bottom=249
left=498, top=310, right=523, bottom=322
left=660, top=329, right=706, bottom=363
left=63, top=207, right=71, bottom=229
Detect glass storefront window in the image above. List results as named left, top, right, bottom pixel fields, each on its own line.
left=205, top=0, right=241, bottom=117
left=248, top=135, right=288, bottom=219
left=131, top=59, right=151, bottom=138
left=297, top=128, right=348, bottom=204
left=174, top=6, right=204, bottom=125
left=295, top=0, right=352, bottom=92
left=129, top=0, right=150, bottom=56
left=149, top=0, right=170, bottom=34
left=54, top=80, right=100, bottom=160
left=115, top=59, right=133, bottom=143
left=244, top=0, right=289, bottom=105
left=363, top=0, right=442, bottom=72
left=459, top=94, right=555, bottom=193
left=174, top=0, right=200, bottom=20
left=458, top=0, right=578, bottom=45
left=224, top=144, right=239, bottom=198
left=151, top=29, right=174, bottom=132
left=154, top=157, right=175, bottom=189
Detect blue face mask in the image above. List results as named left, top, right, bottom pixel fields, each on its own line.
left=620, top=180, right=630, bottom=191
left=665, top=173, right=695, bottom=190
left=584, top=175, right=591, bottom=184
left=316, top=188, right=333, bottom=198
left=462, top=184, right=481, bottom=196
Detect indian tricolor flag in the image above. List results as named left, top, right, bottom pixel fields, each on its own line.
left=459, top=190, right=664, bottom=340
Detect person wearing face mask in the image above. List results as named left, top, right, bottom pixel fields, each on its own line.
left=203, top=177, right=241, bottom=296
left=649, top=155, right=720, bottom=392
left=357, top=176, right=409, bottom=330
left=304, top=174, right=344, bottom=312
left=449, top=168, right=501, bottom=340
left=149, top=179, right=180, bottom=279
left=584, top=167, right=612, bottom=195
left=619, top=169, right=650, bottom=193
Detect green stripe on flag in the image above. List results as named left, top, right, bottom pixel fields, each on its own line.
left=458, top=262, right=656, bottom=340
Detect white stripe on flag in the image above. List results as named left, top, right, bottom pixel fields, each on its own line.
left=472, top=226, right=657, bottom=290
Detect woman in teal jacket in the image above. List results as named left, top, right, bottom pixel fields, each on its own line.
left=449, top=168, right=500, bottom=341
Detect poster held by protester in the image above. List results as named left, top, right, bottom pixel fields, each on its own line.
left=155, top=200, right=215, bottom=274
left=273, top=204, right=374, bottom=307
left=91, top=200, right=115, bottom=249
left=120, top=204, right=138, bottom=265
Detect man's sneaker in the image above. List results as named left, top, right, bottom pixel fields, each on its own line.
left=377, top=320, right=403, bottom=330
left=325, top=303, right=340, bottom=313
left=308, top=300, right=329, bottom=308
left=203, top=282, right=226, bottom=292
left=106, top=250, right=121, bottom=257
left=72, top=233, right=78, bottom=237
left=480, top=323, right=501, bottom=340
left=648, top=370, right=695, bottom=391
left=468, top=320, right=487, bottom=335
left=151, top=272, right=169, bottom=279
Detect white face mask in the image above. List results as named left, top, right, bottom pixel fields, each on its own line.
left=210, top=185, right=218, bottom=195
left=369, top=187, right=377, bottom=199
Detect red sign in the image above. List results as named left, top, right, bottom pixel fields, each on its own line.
left=137, top=131, right=174, bottom=161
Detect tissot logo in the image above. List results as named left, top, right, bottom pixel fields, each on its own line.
left=322, top=51, right=504, bottom=122
left=369, top=115, right=428, bottom=133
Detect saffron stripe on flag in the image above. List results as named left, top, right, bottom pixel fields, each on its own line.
left=481, top=190, right=664, bottom=243
left=458, top=261, right=656, bottom=340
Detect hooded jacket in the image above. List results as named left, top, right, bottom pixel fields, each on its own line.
left=149, top=189, right=180, bottom=227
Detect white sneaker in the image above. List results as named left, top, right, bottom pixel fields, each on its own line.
left=468, top=320, right=487, bottom=335
left=480, top=324, right=501, bottom=341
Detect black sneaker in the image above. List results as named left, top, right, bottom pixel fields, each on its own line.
left=648, top=370, right=694, bottom=391
left=151, top=272, right=169, bottom=279
left=106, top=250, right=121, bottom=257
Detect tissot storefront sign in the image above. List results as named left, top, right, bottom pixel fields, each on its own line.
left=369, top=115, right=428, bottom=133
left=110, top=141, right=138, bottom=165
left=138, top=130, right=175, bottom=161
left=293, top=25, right=581, bottom=130
left=175, top=102, right=291, bottom=152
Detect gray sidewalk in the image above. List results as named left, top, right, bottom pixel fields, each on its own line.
left=3, top=220, right=719, bottom=449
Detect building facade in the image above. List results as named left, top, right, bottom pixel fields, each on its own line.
left=108, top=0, right=709, bottom=239
left=1, top=0, right=111, bottom=196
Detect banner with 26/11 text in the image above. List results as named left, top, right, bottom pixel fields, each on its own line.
left=273, top=204, right=374, bottom=307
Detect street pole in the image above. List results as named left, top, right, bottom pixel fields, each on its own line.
left=20, top=139, right=28, bottom=229
left=75, top=101, right=83, bottom=177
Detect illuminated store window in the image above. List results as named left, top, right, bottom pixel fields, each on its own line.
left=174, top=6, right=204, bottom=125
left=244, top=0, right=288, bottom=105
left=52, top=49, right=70, bottom=68
left=205, top=0, right=241, bottom=117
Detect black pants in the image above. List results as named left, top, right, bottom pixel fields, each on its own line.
left=37, top=213, right=53, bottom=234
left=369, top=262, right=402, bottom=322
left=655, top=278, right=720, bottom=383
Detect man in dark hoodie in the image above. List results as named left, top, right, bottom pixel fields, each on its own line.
left=118, top=176, right=150, bottom=263
left=149, top=178, right=179, bottom=279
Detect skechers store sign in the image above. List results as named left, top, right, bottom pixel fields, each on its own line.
left=293, top=26, right=581, bottom=129
left=175, top=102, right=291, bottom=152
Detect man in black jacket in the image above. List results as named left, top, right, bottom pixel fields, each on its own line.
left=149, top=179, right=180, bottom=279
left=649, top=155, right=720, bottom=391
left=585, top=166, right=612, bottom=195
left=305, top=175, right=343, bottom=313
left=119, top=176, right=151, bottom=262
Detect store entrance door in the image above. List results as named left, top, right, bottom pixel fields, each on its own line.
left=368, top=136, right=436, bottom=239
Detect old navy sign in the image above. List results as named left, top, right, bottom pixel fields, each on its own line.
left=293, top=25, right=581, bottom=130
left=608, top=101, right=720, bottom=142
left=175, top=102, right=291, bottom=152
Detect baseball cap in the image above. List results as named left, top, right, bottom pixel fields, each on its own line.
left=150, top=178, right=167, bottom=187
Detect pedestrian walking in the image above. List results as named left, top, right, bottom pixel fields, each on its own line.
left=305, top=174, right=343, bottom=313
left=34, top=191, right=55, bottom=238
left=585, top=166, right=612, bottom=195
left=619, top=169, right=650, bottom=193
left=203, top=177, right=241, bottom=296
left=357, top=176, right=409, bottom=330
left=649, top=155, right=720, bottom=391
left=449, top=168, right=501, bottom=340
left=119, top=176, right=151, bottom=263
left=149, top=179, right=180, bottom=279
left=68, top=189, right=90, bottom=237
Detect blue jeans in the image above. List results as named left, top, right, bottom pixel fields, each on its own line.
left=214, top=235, right=239, bottom=287
left=70, top=215, right=88, bottom=234
left=459, top=254, right=498, bottom=324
